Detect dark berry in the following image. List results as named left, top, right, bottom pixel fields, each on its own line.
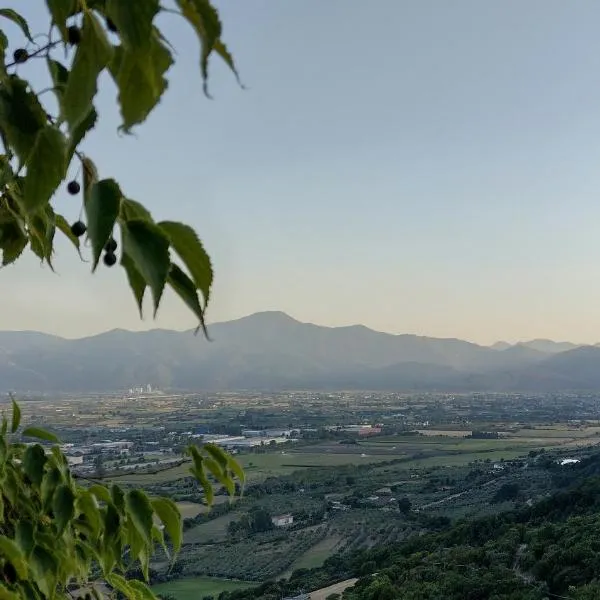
left=67, top=25, right=81, bottom=45
left=103, top=251, right=117, bottom=267
left=104, top=237, right=117, bottom=253
left=70, top=220, right=86, bottom=237
left=67, top=180, right=80, bottom=195
left=106, top=17, right=118, bottom=33
left=12, top=48, right=28, bottom=64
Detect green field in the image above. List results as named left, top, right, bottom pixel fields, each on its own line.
left=183, top=512, right=240, bottom=544
left=284, top=535, right=342, bottom=575
left=153, top=576, right=253, bottom=600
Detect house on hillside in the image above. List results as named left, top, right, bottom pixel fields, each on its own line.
left=272, top=514, right=294, bottom=527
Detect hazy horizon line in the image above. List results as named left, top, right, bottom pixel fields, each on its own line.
left=0, top=310, right=594, bottom=348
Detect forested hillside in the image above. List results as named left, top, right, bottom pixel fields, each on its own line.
left=222, top=456, right=600, bottom=600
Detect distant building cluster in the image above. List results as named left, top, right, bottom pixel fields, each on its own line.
left=326, top=424, right=383, bottom=436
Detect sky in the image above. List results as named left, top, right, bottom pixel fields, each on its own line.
left=3, top=1, right=600, bottom=345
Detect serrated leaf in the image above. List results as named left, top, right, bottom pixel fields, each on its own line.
left=66, top=107, right=97, bottom=166
left=45, top=0, right=76, bottom=42
left=176, top=0, right=222, bottom=93
left=53, top=484, right=75, bottom=534
left=204, top=456, right=234, bottom=495
left=0, top=77, right=46, bottom=163
left=85, top=179, right=122, bottom=270
left=62, top=11, right=112, bottom=131
left=0, top=536, right=27, bottom=579
left=28, top=209, right=55, bottom=266
left=128, top=580, right=158, bottom=600
left=120, top=198, right=153, bottom=221
left=0, top=219, right=27, bottom=266
left=107, top=573, right=136, bottom=598
left=188, top=446, right=214, bottom=505
left=23, top=126, right=66, bottom=213
left=158, top=221, right=213, bottom=306
left=10, top=398, right=20, bottom=433
left=106, top=0, right=159, bottom=52
left=55, top=213, right=81, bottom=255
left=151, top=497, right=182, bottom=554
left=0, top=8, right=33, bottom=42
left=21, top=427, right=59, bottom=443
left=167, top=264, right=206, bottom=334
left=121, top=219, right=170, bottom=316
left=125, top=489, right=154, bottom=545
left=109, top=32, right=173, bottom=130
left=121, top=251, right=146, bottom=317
left=22, top=444, right=46, bottom=486
left=214, top=39, right=243, bottom=86
left=104, top=502, right=120, bottom=539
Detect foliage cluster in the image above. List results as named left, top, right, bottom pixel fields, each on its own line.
left=0, top=0, right=239, bottom=330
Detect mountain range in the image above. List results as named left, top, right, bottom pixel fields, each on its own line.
left=1, top=311, right=600, bottom=393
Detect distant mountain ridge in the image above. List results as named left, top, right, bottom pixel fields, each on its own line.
left=0, top=311, right=599, bottom=393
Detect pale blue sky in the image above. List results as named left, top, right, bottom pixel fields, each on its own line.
left=2, top=1, right=600, bottom=344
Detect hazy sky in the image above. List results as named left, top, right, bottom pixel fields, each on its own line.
left=3, top=1, right=600, bottom=344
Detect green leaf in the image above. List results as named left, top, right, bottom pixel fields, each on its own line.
left=62, top=11, right=112, bottom=131
left=0, top=219, right=27, bottom=266
left=0, top=77, right=46, bottom=163
left=107, top=573, right=136, bottom=599
left=89, top=484, right=111, bottom=504
left=214, top=39, right=243, bottom=86
left=85, top=179, right=122, bottom=270
left=21, top=427, right=59, bottom=444
left=0, top=583, right=20, bottom=600
left=22, top=444, right=46, bottom=486
left=128, top=580, right=158, bottom=600
left=66, top=106, right=97, bottom=166
left=120, top=198, right=153, bottom=221
left=29, top=547, right=57, bottom=598
left=55, top=213, right=81, bottom=255
left=28, top=209, right=55, bottom=266
left=151, top=497, right=182, bottom=554
left=106, top=0, right=160, bottom=52
left=109, top=32, right=173, bottom=130
left=203, top=443, right=228, bottom=469
left=158, top=221, right=213, bottom=306
left=52, top=484, right=75, bottom=534
left=121, top=219, right=170, bottom=315
left=10, top=398, right=20, bottom=433
left=45, top=0, right=76, bottom=43
left=14, top=522, right=34, bottom=557
left=188, top=446, right=213, bottom=505
left=111, top=484, right=125, bottom=512
left=0, top=8, right=33, bottom=43
left=104, top=502, right=120, bottom=539
left=228, top=455, right=245, bottom=485
left=23, top=126, right=66, bottom=213
left=76, top=491, right=102, bottom=537
left=167, top=264, right=206, bottom=334
left=204, top=456, right=234, bottom=496
left=0, top=537, right=27, bottom=579
left=41, top=466, right=63, bottom=507
left=121, top=252, right=146, bottom=317
left=176, top=0, right=222, bottom=93
left=125, top=489, right=154, bottom=545
left=47, top=59, right=69, bottom=99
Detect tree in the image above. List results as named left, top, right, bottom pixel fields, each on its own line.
left=0, top=400, right=244, bottom=599
left=0, top=0, right=240, bottom=333
left=0, top=2, right=245, bottom=599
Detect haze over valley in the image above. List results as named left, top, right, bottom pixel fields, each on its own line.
left=4, top=311, right=600, bottom=393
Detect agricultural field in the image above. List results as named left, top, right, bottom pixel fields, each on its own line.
left=152, top=576, right=253, bottom=600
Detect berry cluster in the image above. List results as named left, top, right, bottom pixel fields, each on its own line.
left=67, top=181, right=118, bottom=267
